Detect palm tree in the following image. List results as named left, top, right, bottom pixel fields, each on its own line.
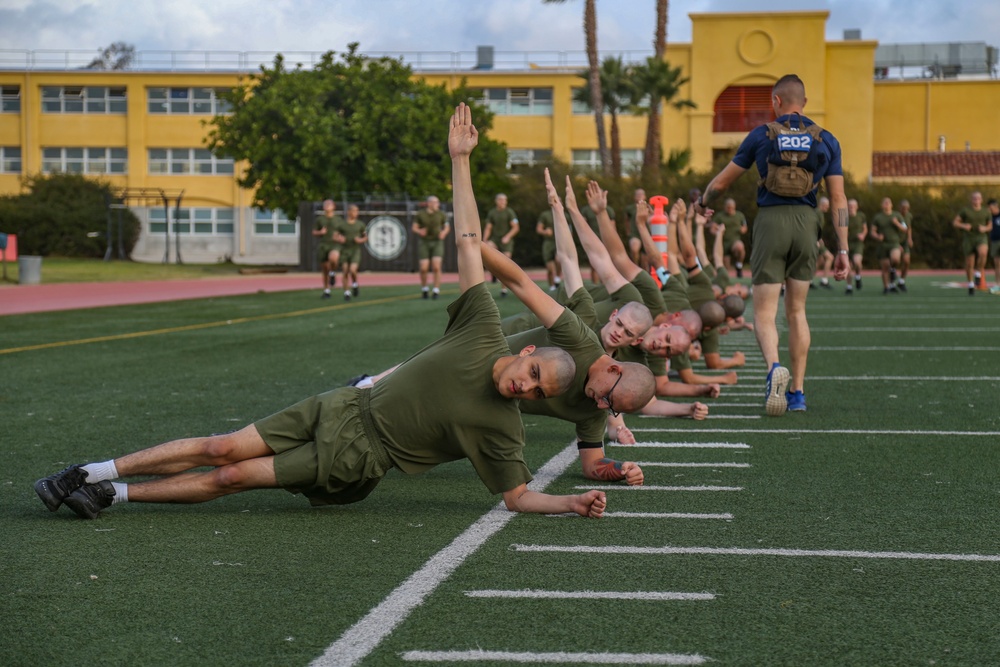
left=544, top=0, right=610, bottom=175
left=573, top=56, right=635, bottom=178
left=631, top=57, right=696, bottom=179
left=643, top=0, right=669, bottom=178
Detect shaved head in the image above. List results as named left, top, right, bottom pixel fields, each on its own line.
left=531, top=347, right=576, bottom=396
left=614, top=362, right=656, bottom=414
left=618, top=301, right=653, bottom=334
left=698, top=300, right=727, bottom=330
left=773, top=74, right=806, bottom=106
left=720, top=294, right=745, bottom=319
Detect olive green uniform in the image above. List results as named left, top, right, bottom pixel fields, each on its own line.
left=900, top=210, right=913, bottom=254
left=713, top=210, right=747, bottom=254
left=339, top=218, right=368, bottom=266
left=750, top=205, right=820, bottom=285
left=871, top=211, right=903, bottom=260
left=414, top=209, right=448, bottom=260
left=507, top=302, right=607, bottom=444
left=486, top=207, right=518, bottom=254
left=660, top=270, right=693, bottom=372
left=257, top=283, right=532, bottom=505
left=315, top=213, right=345, bottom=261
left=848, top=211, right=867, bottom=257
left=957, top=206, right=991, bottom=256
left=537, top=210, right=556, bottom=263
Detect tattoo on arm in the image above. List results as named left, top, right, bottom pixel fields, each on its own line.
left=835, top=209, right=848, bottom=228
left=461, top=233, right=477, bottom=238
left=593, top=458, right=625, bottom=481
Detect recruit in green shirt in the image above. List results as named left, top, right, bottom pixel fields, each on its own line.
left=369, top=283, right=532, bottom=495
left=507, top=305, right=607, bottom=444
left=415, top=209, right=448, bottom=238
left=871, top=211, right=904, bottom=246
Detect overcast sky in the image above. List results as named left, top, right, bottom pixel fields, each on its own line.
left=1, top=0, right=997, bottom=57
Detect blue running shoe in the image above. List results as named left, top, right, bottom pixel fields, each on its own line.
left=786, top=390, right=807, bottom=412
left=764, top=363, right=790, bottom=416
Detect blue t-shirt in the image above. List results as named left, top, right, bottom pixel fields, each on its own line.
left=732, top=113, right=843, bottom=208
left=991, top=213, right=1000, bottom=242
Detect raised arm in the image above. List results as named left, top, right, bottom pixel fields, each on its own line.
left=448, top=104, right=484, bottom=293
left=589, top=180, right=641, bottom=282
left=564, top=177, right=628, bottom=294
left=545, top=169, right=584, bottom=297
left=482, top=244, right=564, bottom=328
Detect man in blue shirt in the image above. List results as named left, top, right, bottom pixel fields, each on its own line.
left=694, top=74, right=849, bottom=416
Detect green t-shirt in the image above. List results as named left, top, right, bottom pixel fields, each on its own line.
left=537, top=210, right=556, bottom=252
left=631, top=270, right=667, bottom=320
left=369, top=283, right=531, bottom=495
left=415, top=209, right=448, bottom=238
left=713, top=210, right=747, bottom=249
left=871, top=211, right=903, bottom=246
left=594, top=281, right=643, bottom=326
left=315, top=214, right=345, bottom=246
left=959, top=206, right=991, bottom=243
left=900, top=211, right=913, bottom=242
left=501, top=285, right=598, bottom=337
left=486, top=207, right=518, bottom=240
left=848, top=211, right=867, bottom=239
left=507, top=306, right=607, bottom=443
left=660, top=268, right=692, bottom=313
left=339, top=218, right=367, bottom=249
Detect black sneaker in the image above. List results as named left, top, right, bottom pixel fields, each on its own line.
left=421, top=289, right=429, bottom=299
left=845, top=285, right=853, bottom=295
left=352, top=285, right=359, bottom=297
left=500, top=288, right=508, bottom=298
left=809, top=282, right=816, bottom=290
left=735, top=265, right=743, bottom=278
left=321, top=290, right=331, bottom=299
left=35, top=464, right=89, bottom=511
left=897, top=281, right=907, bottom=292
left=63, top=481, right=115, bottom=519
left=855, top=276, right=863, bottom=290
left=344, top=291, right=352, bottom=301
left=820, top=280, right=832, bottom=289
left=432, top=291, right=439, bottom=300
left=969, top=285, right=976, bottom=296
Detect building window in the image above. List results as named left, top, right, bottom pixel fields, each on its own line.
left=148, top=148, right=234, bottom=175
left=570, top=88, right=591, bottom=115
left=41, top=147, right=127, bottom=174
left=253, top=208, right=297, bottom=236
left=466, top=88, right=553, bottom=115
left=149, top=207, right=235, bottom=235
left=572, top=148, right=643, bottom=170
left=1, top=86, right=20, bottom=113
left=713, top=85, right=773, bottom=133
left=147, top=87, right=232, bottom=115
left=41, top=86, right=126, bottom=114
left=506, top=149, right=552, bottom=169
left=0, top=147, right=21, bottom=173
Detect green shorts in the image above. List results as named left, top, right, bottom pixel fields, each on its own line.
left=849, top=240, right=865, bottom=257
left=255, top=388, right=393, bottom=506
left=877, top=243, right=901, bottom=261
left=340, top=245, right=363, bottom=267
left=541, top=239, right=557, bottom=264
left=419, top=238, right=445, bottom=261
left=963, top=235, right=988, bottom=257
left=317, top=243, right=341, bottom=263
left=492, top=239, right=514, bottom=255
left=750, top=205, right=819, bottom=285
left=991, top=241, right=1000, bottom=259
left=901, top=241, right=911, bottom=255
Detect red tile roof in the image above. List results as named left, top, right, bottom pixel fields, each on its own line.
left=873, top=152, right=1000, bottom=178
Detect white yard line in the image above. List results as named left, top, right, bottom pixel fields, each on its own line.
left=798, top=376, right=1000, bottom=381
left=464, top=589, right=715, bottom=601
left=635, top=462, right=750, bottom=468
left=549, top=511, right=734, bottom=520
left=640, top=414, right=761, bottom=419
left=630, top=428, right=1000, bottom=436
left=606, top=441, right=750, bottom=449
left=511, top=544, right=1000, bottom=562
left=574, top=485, right=743, bottom=492
left=810, top=327, right=997, bottom=332
left=311, top=442, right=578, bottom=667
left=401, top=650, right=710, bottom=665
left=811, top=346, right=1000, bottom=352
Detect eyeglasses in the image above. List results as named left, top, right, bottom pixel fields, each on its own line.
left=601, top=370, right=624, bottom=418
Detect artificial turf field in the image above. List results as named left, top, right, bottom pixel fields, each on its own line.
left=2, top=274, right=999, bottom=666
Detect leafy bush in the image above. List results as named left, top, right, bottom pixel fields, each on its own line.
left=0, top=173, right=140, bottom=258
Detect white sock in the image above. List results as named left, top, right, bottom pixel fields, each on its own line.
left=356, top=376, right=374, bottom=388
left=111, top=482, right=129, bottom=505
left=554, top=276, right=561, bottom=284
left=352, top=282, right=358, bottom=288
left=82, top=460, right=119, bottom=483
left=422, top=286, right=429, bottom=292
left=432, top=287, right=439, bottom=294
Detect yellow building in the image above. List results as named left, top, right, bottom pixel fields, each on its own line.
left=1, top=10, right=997, bottom=264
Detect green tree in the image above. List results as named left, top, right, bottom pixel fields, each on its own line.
left=206, top=44, right=509, bottom=218
left=572, top=56, right=635, bottom=179
left=0, top=173, right=140, bottom=257
left=642, top=0, right=669, bottom=178
left=633, top=57, right=695, bottom=182
left=544, top=0, right=609, bottom=176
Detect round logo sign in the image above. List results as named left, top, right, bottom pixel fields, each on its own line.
left=365, top=215, right=407, bottom=261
